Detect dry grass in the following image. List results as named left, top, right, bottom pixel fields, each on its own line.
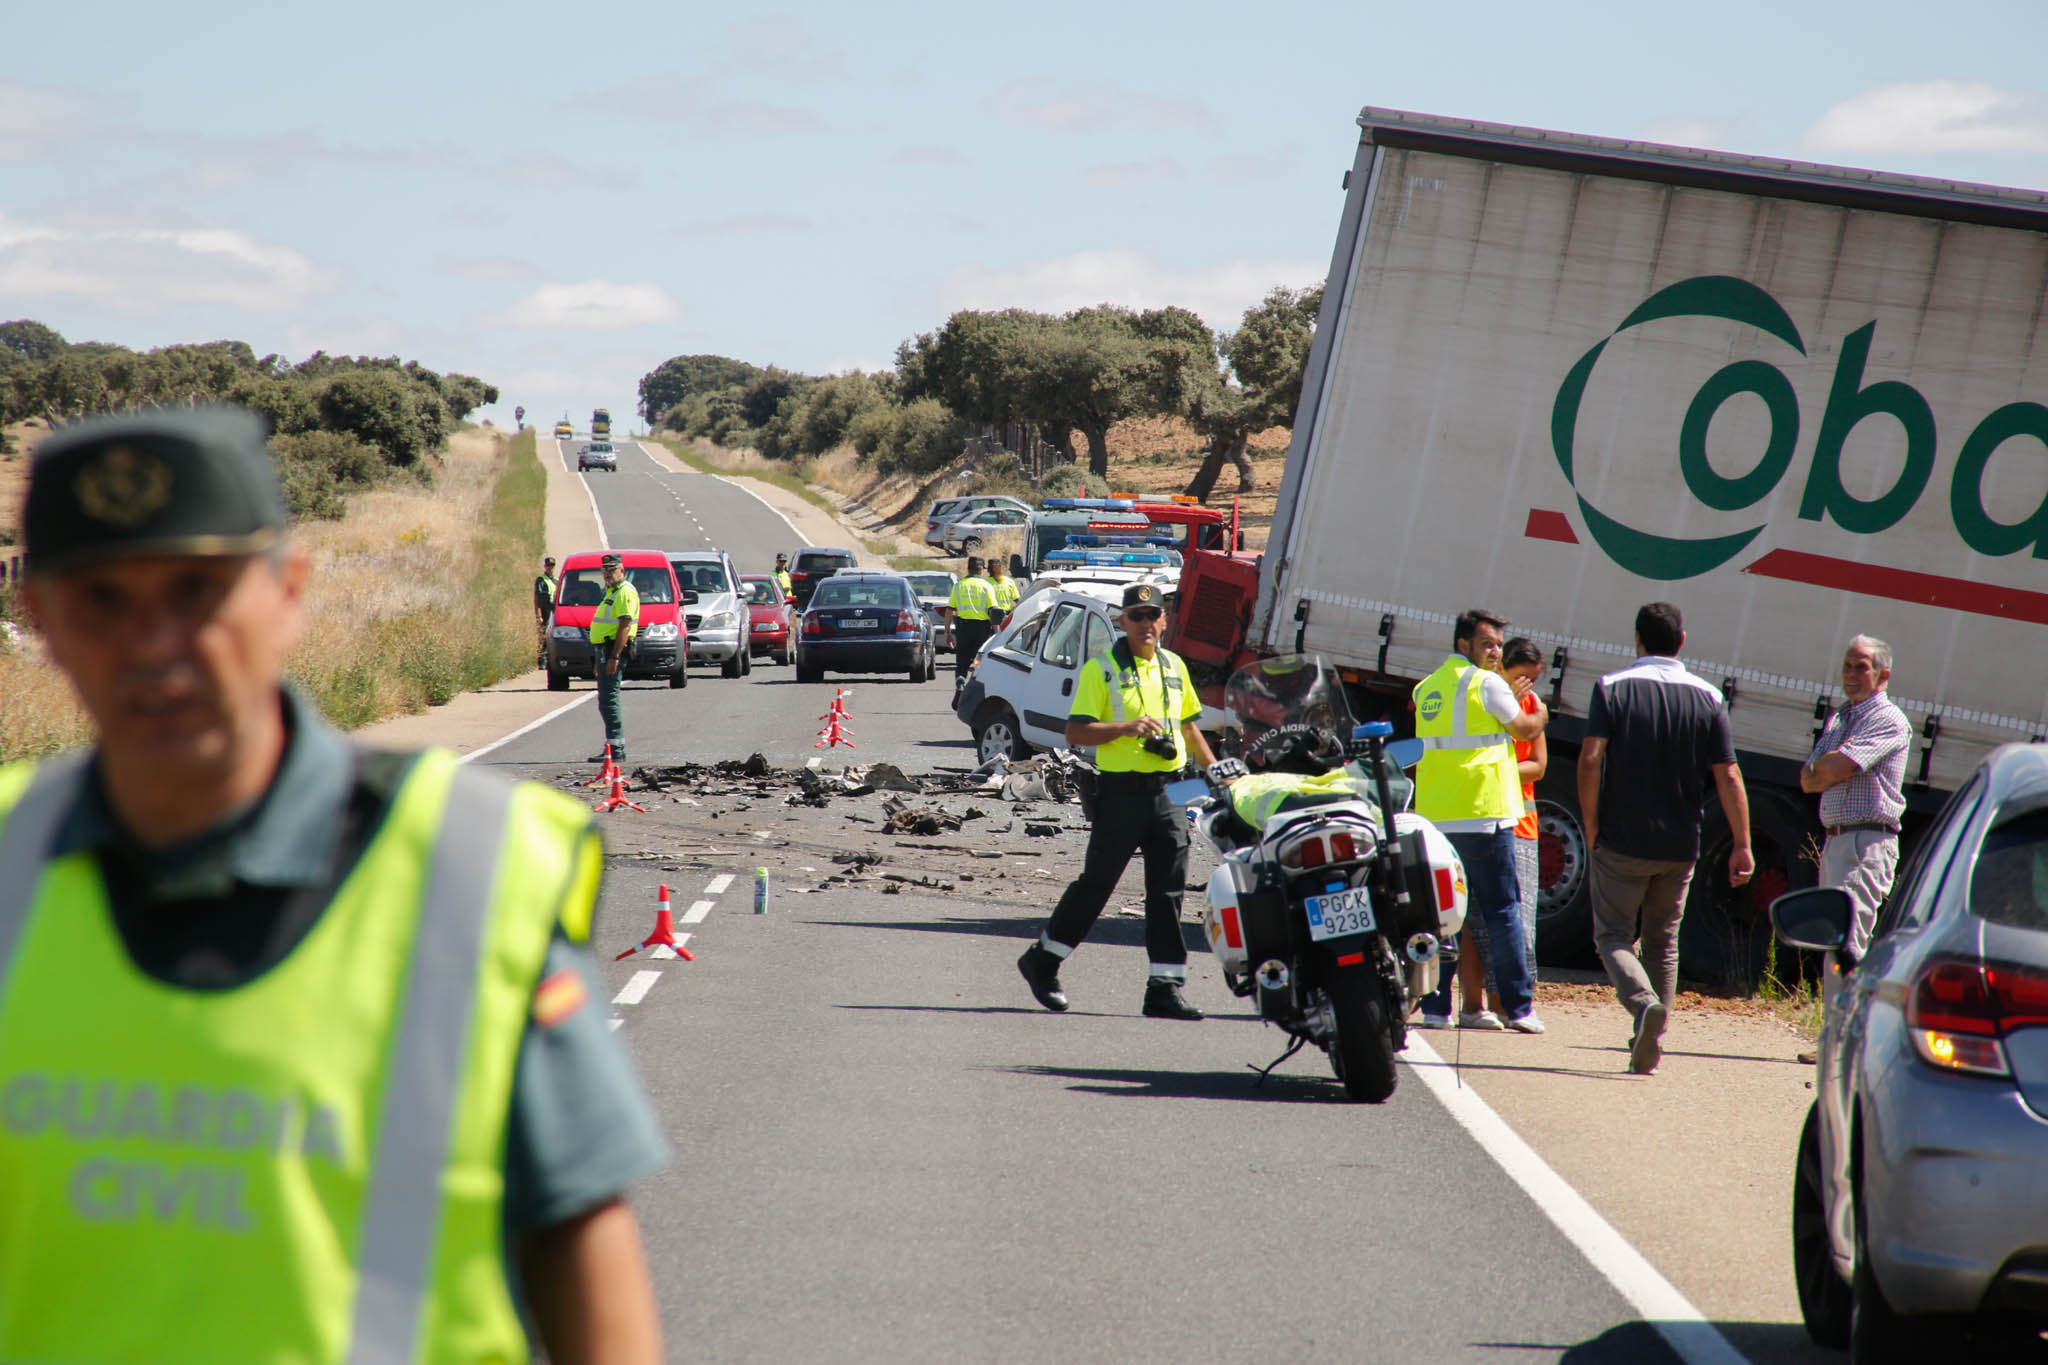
left=0, top=427, right=543, bottom=762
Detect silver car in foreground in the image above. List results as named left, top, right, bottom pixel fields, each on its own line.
left=1773, top=743, right=2048, bottom=1363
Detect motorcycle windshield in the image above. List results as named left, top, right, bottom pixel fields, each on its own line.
left=1223, top=654, right=1413, bottom=824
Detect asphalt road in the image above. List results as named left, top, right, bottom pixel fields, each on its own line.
left=483, top=442, right=1722, bottom=1364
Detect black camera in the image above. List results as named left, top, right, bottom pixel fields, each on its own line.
left=1141, top=734, right=1179, bottom=760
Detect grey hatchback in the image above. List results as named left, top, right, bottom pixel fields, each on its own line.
left=1773, top=743, right=2048, bottom=1362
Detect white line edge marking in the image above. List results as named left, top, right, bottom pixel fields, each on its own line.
left=554, top=436, right=610, bottom=548
left=459, top=692, right=597, bottom=764
left=680, top=899, right=716, bottom=924
left=704, top=874, right=735, bottom=895
left=1402, top=1037, right=1751, bottom=1365
left=612, top=970, right=662, bottom=1006
left=607, top=1018, right=623, bottom=1032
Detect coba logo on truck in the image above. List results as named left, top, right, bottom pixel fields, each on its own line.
left=1549, top=275, right=2048, bottom=582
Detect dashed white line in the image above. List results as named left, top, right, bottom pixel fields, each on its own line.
left=704, top=874, right=735, bottom=895
left=680, top=900, right=716, bottom=924
left=612, top=970, right=662, bottom=1006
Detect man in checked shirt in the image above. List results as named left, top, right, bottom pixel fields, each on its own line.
left=1800, top=634, right=1912, bottom=1030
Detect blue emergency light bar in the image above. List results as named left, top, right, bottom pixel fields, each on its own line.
left=1040, top=497, right=1136, bottom=511
left=1043, top=549, right=1173, bottom=567
left=1062, top=534, right=1178, bottom=549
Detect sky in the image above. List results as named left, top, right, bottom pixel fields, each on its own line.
left=6, top=0, right=2048, bottom=432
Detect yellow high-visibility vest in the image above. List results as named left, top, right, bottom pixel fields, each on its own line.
left=1411, top=654, right=1522, bottom=831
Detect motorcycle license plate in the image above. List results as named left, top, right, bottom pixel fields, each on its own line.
left=1304, top=887, right=1375, bottom=941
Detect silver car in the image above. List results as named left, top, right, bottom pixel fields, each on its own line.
left=667, top=550, right=749, bottom=677
left=578, top=441, right=617, bottom=472
left=1773, top=743, right=2048, bottom=1362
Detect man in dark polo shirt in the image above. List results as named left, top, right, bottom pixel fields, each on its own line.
left=1576, top=602, right=1753, bottom=1075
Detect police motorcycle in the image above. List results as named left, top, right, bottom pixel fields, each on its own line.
left=1173, top=656, right=1467, bottom=1102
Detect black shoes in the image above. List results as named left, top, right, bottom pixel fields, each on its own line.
left=1017, top=945, right=1068, bottom=1012
left=1630, top=1000, right=1668, bottom=1074
left=1142, top=980, right=1204, bottom=1021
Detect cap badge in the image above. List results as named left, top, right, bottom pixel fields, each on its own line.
left=74, top=447, right=172, bottom=528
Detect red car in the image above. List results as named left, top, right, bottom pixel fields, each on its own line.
left=740, top=575, right=791, bottom=666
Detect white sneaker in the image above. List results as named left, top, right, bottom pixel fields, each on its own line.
left=1506, top=1012, right=1546, bottom=1034
left=1458, top=1010, right=1505, bottom=1030
left=1418, top=1012, right=1452, bottom=1029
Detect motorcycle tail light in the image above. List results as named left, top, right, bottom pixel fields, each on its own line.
left=1329, top=831, right=1358, bottom=862
left=1907, top=958, right=2014, bottom=1077
left=1280, top=836, right=1327, bottom=869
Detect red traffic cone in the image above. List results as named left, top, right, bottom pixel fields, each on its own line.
left=616, top=884, right=695, bottom=961
left=814, top=688, right=857, bottom=748
left=594, top=761, right=648, bottom=813
left=579, top=743, right=621, bottom=788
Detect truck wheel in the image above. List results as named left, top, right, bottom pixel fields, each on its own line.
left=1532, top=765, right=1596, bottom=968
left=1681, top=788, right=1820, bottom=993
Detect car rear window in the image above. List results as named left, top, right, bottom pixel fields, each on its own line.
left=1969, top=808, right=2048, bottom=931
left=814, top=580, right=907, bottom=609
left=796, top=552, right=856, bottom=573
left=903, top=574, right=953, bottom=597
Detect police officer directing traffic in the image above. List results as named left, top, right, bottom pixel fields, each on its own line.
left=590, top=550, right=639, bottom=764
left=0, top=407, right=666, bottom=1362
left=1019, top=582, right=1217, bottom=1020
left=771, top=553, right=793, bottom=595
left=949, top=555, right=996, bottom=697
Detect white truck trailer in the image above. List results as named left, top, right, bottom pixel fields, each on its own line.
left=1246, top=107, right=2048, bottom=986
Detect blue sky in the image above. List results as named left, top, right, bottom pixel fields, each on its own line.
left=6, top=0, right=2047, bottom=431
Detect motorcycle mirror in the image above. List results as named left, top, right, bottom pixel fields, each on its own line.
left=1385, top=738, right=1425, bottom=770
left=1164, top=777, right=1211, bottom=808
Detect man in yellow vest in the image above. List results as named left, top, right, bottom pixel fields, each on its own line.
left=772, top=553, right=793, bottom=595
left=1411, top=608, right=1550, bottom=1033
left=986, top=557, right=1019, bottom=627
left=590, top=551, right=640, bottom=764
left=533, top=554, right=559, bottom=667
left=948, top=555, right=996, bottom=698
left=0, top=408, right=665, bottom=1363
left=1019, top=582, right=1217, bottom=1020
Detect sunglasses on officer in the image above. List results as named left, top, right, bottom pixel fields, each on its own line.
left=1123, top=607, right=1163, bottom=623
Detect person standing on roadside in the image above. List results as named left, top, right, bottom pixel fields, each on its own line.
left=533, top=554, right=560, bottom=666
left=987, top=557, right=1019, bottom=628
left=1578, top=602, right=1753, bottom=1075
left=590, top=551, right=640, bottom=764
left=1502, top=636, right=1547, bottom=988
left=949, top=555, right=995, bottom=697
left=1411, top=609, right=1548, bottom=1033
left=1018, top=582, right=1217, bottom=1021
left=0, top=407, right=666, bottom=1364
left=771, top=554, right=793, bottom=596
left=1801, top=635, right=1910, bottom=1018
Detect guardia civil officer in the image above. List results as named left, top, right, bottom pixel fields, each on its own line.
left=771, top=553, right=793, bottom=595
left=949, top=555, right=996, bottom=697
left=590, top=551, right=639, bottom=764
left=1018, top=582, right=1217, bottom=1019
left=0, top=408, right=666, bottom=1363
left=533, top=554, right=559, bottom=665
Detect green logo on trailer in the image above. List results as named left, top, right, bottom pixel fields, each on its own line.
left=1550, top=275, right=2048, bottom=580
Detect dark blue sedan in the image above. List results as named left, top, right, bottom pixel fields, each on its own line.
left=793, top=572, right=937, bottom=684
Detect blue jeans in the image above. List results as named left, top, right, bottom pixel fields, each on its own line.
left=1423, top=828, right=1534, bottom=1020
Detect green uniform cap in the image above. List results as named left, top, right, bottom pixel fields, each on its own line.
left=1122, top=582, right=1164, bottom=610
left=24, top=405, right=286, bottom=576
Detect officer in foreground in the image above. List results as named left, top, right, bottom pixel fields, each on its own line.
left=590, top=551, right=639, bottom=764
left=0, top=408, right=665, bottom=1363
left=1019, top=582, right=1216, bottom=1019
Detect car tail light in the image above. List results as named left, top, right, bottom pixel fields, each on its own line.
left=803, top=614, right=821, bottom=636
left=1903, top=957, right=2048, bottom=1077
left=894, top=610, right=915, bottom=632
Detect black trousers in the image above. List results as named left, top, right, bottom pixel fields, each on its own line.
left=954, top=618, right=993, bottom=683
left=1044, top=775, right=1190, bottom=969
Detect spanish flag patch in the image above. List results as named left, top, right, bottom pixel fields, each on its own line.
left=531, top=968, right=589, bottom=1029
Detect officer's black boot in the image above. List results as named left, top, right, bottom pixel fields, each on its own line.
left=1142, top=979, right=1203, bottom=1020
left=1017, top=944, right=1068, bottom=1012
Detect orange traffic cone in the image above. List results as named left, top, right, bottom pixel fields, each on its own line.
left=616, top=884, right=695, bottom=961
left=579, top=743, right=622, bottom=788
left=815, top=689, right=857, bottom=748
left=594, top=760, right=648, bottom=814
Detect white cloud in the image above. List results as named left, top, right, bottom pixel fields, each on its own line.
left=283, top=318, right=407, bottom=358
left=594, top=74, right=822, bottom=135
left=1084, top=159, right=1183, bottom=189
left=1804, top=80, right=2048, bottom=156
left=1638, top=115, right=1753, bottom=153
left=940, top=250, right=1323, bottom=334
left=499, top=280, right=681, bottom=331
left=0, top=80, right=101, bottom=160
left=0, top=213, right=336, bottom=313
left=989, top=80, right=1213, bottom=134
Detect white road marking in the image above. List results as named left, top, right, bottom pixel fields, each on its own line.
left=705, top=874, right=735, bottom=895
left=648, top=934, right=692, bottom=958
left=608, top=1017, right=623, bottom=1032
left=1402, top=1038, right=1751, bottom=1365
left=552, top=436, right=610, bottom=547
left=460, top=692, right=596, bottom=764
left=612, top=970, right=662, bottom=1006
left=680, top=899, right=716, bottom=924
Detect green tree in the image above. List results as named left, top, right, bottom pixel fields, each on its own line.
left=315, top=369, right=438, bottom=467
left=0, top=320, right=66, bottom=363
left=877, top=398, right=967, bottom=476
left=1184, top=285, right=1322, bottom=502
left=638, top=354, right=761, bottom=425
